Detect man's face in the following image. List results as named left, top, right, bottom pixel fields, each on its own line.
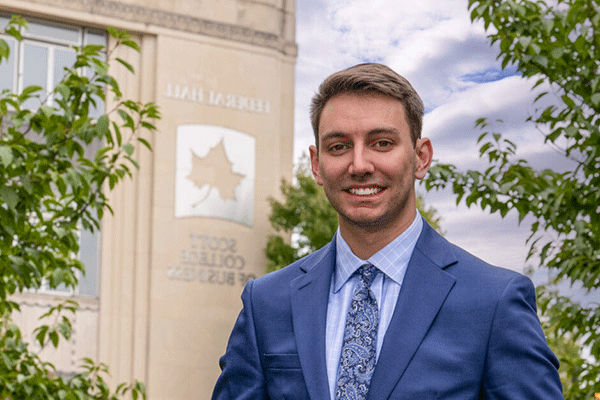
left=309, top=92, right=432, bottom=236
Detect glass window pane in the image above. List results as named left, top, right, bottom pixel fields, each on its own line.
left=53, top=47, right=76, bottom=87
left=23, top=42, right=48, bottom=109
left=0, top=37, right=16, bottom=92
left=78, top=229, right=100, bottom=297
left=0, top=16, right=10, bottom=28
left=85, top=30, right=107, bottom=46
left=26, top=21, right=80, bottom=44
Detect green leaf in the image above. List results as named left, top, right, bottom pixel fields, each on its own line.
left=127, top=157, right=139, bottom=169
left=9, top=15, right=28, bottom=28
left=81, top=44, right=104, bottom=55
left=4, top=26, right=23, bottom=41
left=561, top=94, right=575, bottom=108
left=121, top=39, right=141, bottom=52
left=479, top=142, right=493, bottom=156
left=106, top=26, right=119, bottom=38
left=534, top=92, right=547, bottom=103
left=109, top=173, right=118, bottom=189
left=1, top=352, right=14, bottom=369
left=532, top=55, right=548, bottom=68
left=91, top=57, right=109, bottom=76
left=35, top=325, right=49, bottom=347
left=40, top=104, right=55, bottom=117
left=122, top=143, right=134, bottom=156
left=54, top=82, right=70, bottom=100
left=140, top=121, right=156, bottom=130
left=96, top=114, right=109, bottom=136
left=20, top=85, right=43, bottom=97
left=49, top=331, right=59, bottom=348
left=550, top=48, right=563, bottom=59
left=71, top=115, right=88, bottom=132
left=57, top=316, right=72, bottom=339
left=116, top=57, right=134, bottom=73
left=0, top=39, right=9, bottom=61
left=107, top=26, right=128, bottom=40
left=0, top=146, right=14, bottom=165
left=0, top=187, right=18, bottom=210
left=518, top=36, right=533, bottom=49
left=113, top=121, right=122, bottom=146
left=137, top=137, right=152, bottom=150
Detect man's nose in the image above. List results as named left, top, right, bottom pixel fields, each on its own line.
left=348, top=147, right=375, bottom=176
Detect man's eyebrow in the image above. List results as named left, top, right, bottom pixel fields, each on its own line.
left=320, top=131, right=351, bottom=142
left=366, top=127, right=400, bottom=136
left=321, top=127, right=400, bottom=141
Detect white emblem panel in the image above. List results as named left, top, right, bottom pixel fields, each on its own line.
left=175, top=125, right=255, bottom=226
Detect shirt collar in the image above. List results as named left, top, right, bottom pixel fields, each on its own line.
left=333, top=212, right=423, bottom=293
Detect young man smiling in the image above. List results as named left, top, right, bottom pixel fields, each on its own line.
left=309, top=91, right=432, bottom=260
left=212, top=63, right=564, bottom=400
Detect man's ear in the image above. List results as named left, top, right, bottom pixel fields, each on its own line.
left=309, top=145, right=323, bottom=186
left=414, top=138, right=433, bottom=180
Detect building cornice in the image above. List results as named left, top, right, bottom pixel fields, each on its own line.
left=12, top=0, right=298, bottom=55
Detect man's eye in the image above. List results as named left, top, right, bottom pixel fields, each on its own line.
left=374, top=140, right=393, bottom=148
left=329, top=144, right=347, bottom=152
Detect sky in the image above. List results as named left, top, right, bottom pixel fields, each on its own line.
left=292, top=0, right=568, bottom=277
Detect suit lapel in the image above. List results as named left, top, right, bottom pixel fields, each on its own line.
left=368, top=223, right=457, bottom=400
left=290, top=239, right=336, bottom=400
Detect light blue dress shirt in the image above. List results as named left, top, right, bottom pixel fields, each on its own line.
left=325, top=212, right=423, bottom=399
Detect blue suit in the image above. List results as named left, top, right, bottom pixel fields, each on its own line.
left=212, top=221, right=563, bottom=399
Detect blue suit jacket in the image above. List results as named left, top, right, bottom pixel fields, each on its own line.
left=212, top=221, right=563, bottom=399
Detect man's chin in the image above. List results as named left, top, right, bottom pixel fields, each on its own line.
left=341, top=213, right=389, bottom=230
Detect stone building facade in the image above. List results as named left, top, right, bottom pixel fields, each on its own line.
left=1, top=1, right=296, bottom=398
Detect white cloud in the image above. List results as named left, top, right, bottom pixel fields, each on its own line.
left=293, top=0, right=571, bottom=271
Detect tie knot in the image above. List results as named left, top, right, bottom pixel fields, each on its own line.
left=357, top=264, right=378, bottom=287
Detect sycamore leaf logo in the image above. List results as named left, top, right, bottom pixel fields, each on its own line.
left=186, top=139, right=245, bottom=206
left=175, top=124, right=255, bottom=226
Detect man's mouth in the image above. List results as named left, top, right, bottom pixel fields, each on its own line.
left=348, top=187, right=383, bottom=196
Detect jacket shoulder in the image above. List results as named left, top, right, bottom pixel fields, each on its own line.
left=251, top=240, right=334, bottom=293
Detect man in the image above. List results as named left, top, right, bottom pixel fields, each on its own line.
left=212, top=63, right=563, bottom=399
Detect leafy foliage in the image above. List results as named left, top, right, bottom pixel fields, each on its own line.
left=424, top=0, right=599, bottom=397
left=266, top=156, right=443, bottom=272
left=0, top=15, right=159, bottom=399
left=537, top=286, right=599, bottom=399
left=0, top=302, right=145, bottom=399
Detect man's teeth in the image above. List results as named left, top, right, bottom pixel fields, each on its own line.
left=349, top=187, right=381, bottom=196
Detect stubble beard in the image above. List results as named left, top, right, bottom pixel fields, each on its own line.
left=325, top=184, right=415, bottom=235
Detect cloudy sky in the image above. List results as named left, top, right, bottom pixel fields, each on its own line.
left=292, top=0, right=565, bottom=275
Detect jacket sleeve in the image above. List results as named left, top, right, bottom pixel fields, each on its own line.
left=211, top=281, right=267, bottom=400
left=482, top=274, right=564, bottom=399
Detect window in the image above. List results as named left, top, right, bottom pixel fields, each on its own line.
left=1, top=14, right=106, bottom=116
left=1, top=15, right=105, bottom=297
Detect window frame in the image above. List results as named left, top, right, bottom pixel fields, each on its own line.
left=1, top=14, right=106, bottom=298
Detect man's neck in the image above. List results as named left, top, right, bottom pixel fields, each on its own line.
left=339, top=212, right=418, bottom=260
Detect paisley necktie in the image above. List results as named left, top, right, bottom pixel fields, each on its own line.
left=335, top=264, right=379, bottom=400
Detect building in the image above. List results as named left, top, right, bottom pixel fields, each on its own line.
left=1, top=0, right=297, bottom=398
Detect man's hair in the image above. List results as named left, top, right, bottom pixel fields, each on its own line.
left=310, top=63, right=424, bottom=147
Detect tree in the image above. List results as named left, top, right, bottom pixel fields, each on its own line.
left=266, top=155, right=443, bottom=272
left=0, top=16, right=159, bottom=399
left=423, top=0, right=599, bottom=397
